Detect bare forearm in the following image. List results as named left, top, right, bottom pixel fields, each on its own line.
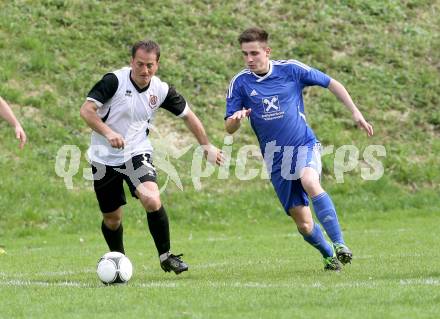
left=0, top=97, right=21, bottom=127
left=183, top=110, right=210, bottom=146
left=328, top=79, right=374, bottom=136
left=80, top=100, right=125, bottom=148
left=81, top=110, right=113, bottom=137
left=224, top=109, right=251, bottom=134
left=225, top=118, right=241, bottom=134
left=183, top=109, right=225, bottom=165
left=328, top=79, right=360, bottom=114
left=80, top=102, right=112, bottom=137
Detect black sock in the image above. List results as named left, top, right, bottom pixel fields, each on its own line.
left=101, top=221, right=125, bottom=254
left=146, top=206, right=170, bottom=256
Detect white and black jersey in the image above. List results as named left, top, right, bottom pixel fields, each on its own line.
left=86, top=67, right=188, bottom=165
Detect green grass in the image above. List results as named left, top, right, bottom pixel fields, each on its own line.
left=1, top=209, right=439, bottom=318
left=0, top=1, right=439, bottom=318
left=0, top=1, right=439, bottom=214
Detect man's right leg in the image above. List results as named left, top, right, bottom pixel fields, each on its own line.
left=101, top=207, right=125, bottom=254
left=289, top=205, right=341, bottom=271
left=92, top=162, right=127, bottom=255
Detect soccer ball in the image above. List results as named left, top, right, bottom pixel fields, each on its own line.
left=96, top=251, right=133, bottom=285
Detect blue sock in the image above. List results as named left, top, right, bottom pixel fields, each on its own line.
left=302, top=223, right=333, bottom=258
left=312, top=192, right=344, bottom=244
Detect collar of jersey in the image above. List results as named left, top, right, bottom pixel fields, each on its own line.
left=129, top=70, right=150, bottom=93
left=251, top=60, right=273, bottom=82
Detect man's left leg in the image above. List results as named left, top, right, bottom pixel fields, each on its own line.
left=289, top=205, right=341, bottom=271
left=136, top=181, right=188, bottom=274
left=124, top=154, right=188, bottom=274
left=300, top=167, right=352, bottom=264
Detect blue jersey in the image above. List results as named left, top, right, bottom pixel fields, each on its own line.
left=226, top=60, right=330, bottom=159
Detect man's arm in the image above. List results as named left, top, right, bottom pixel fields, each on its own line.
left=181, top=108, right=224, bottom=165
left=79, top=100, right=125, bottom=149
left=328, top=79, right=374, bottom=136
left=224, top=109, right=252, bottom=134
left=0, top=96, right=26, bottom=149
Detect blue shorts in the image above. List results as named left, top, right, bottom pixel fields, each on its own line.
left=269, top=143, right=322, bottom=215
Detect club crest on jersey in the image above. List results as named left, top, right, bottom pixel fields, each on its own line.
left=149, top=95, right=158, bottom=108
left=262, top=96, right=280, bottom=113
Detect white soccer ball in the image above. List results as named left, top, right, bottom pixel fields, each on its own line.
left=96, top=251, right=133, bottom=285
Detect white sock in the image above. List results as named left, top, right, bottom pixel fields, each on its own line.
left=159, top=252, right=170, bottom=263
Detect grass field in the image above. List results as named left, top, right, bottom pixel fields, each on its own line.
left=1, top=209, right=439, bottom=319
left=0, top=0, right=439, bottom=318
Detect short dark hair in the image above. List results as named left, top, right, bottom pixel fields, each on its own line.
left=131, top=40, right=161, bottom=61
left=238, top=27, right=269, bottom=44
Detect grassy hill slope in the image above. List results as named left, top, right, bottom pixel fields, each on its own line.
left=0, top=0, right=439, bottom=235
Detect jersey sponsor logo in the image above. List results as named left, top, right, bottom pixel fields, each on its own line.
left=262, top=96, right=280, bottom=113
left=261, top=95, right=284, bottom=121
left=149, top=95, right=158, bottom=108
left=250, top=89, right=258, bottom=96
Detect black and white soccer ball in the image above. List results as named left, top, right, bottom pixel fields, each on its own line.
left=96, top=252, right=133, bottom=285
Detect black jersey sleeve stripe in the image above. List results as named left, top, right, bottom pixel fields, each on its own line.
left=101, top=107, right=111, bottom=123
left=87, top=73, right=118, bottom=106
left=160, top=86, right=186, bottom=116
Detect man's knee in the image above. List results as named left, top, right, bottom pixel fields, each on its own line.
left=139, top=194, right=162, bottom=212
left=136, top=182, right=161, bottom=211
left=103, top=211, right=122, bottom=230
left=301, top=174, right=323, bottom=197
left=296, top=221, right=314, bottom=235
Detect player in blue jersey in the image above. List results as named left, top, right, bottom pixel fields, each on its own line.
left=225, top=28, right=373, bottom=271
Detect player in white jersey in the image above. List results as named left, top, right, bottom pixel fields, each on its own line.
left=80, top=40, right=223, bottom=275
left=225, top=28, right=373, bottom=271
left=0, top=96, right=26, bottom=149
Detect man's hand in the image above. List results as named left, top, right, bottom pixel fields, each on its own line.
left=229, top=108, right=251, bottom=121
left=15, top=125, right=26, bottom=149
left=352, top=111, right=374, bottom=137
left=105, top=131, right=125, bottom=149
left=225, top=108, right=251, bottom=134
left=203, top=144, right=225, bottom=166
